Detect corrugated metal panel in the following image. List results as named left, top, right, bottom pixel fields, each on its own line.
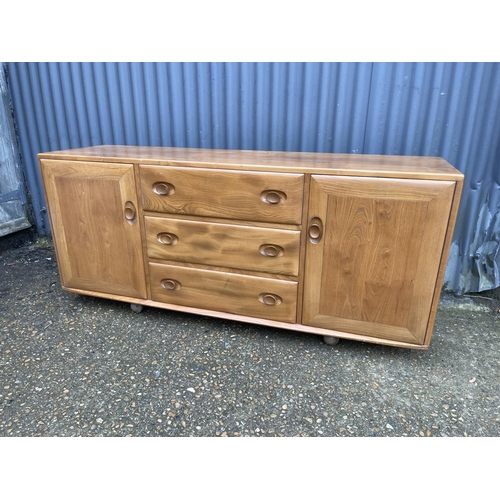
left=6, top=62, right=500, bottom=293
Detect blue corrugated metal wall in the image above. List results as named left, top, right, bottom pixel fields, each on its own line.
left=6, top=62, right=500, bottom=293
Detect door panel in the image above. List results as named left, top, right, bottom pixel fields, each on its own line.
left=40, top=160, right=147, bottom=298
left=302, top=175, right=455, bottom=345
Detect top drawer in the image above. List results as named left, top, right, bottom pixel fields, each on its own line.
left=139, top=166, right=304, bottom=224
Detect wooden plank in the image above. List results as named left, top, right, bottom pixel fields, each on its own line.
left=38, top=145, right=464, bottom=180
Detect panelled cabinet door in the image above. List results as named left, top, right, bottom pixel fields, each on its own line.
left=40, top=160, right=147, bottom=299
left=302, top=175, right=456, bottom=345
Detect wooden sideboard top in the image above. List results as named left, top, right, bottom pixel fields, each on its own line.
left=38, top=145, right=464, bottom=181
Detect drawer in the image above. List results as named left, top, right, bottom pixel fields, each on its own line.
left=145, top=216, right=301, bottom=276
left=140, top=166, right=304, bottom=224
left=149, top=263, right=298, bottom=323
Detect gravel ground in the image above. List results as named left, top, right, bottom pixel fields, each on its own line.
left=1, top=229, right=500, bottom=437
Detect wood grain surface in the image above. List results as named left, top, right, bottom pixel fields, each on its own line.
left=145, top=216, right=301, bottom=275
left=149, top=263, right=298, bottom=323
left=140, top=165, right=304, bottom=224
left=40, top=159, right=147, bottom=298
left=302, top=175, right=455, bottom=344
left=39, top=145, right=463, bottom=180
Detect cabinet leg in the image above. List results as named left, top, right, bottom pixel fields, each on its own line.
left=130, top=303, right=143, bottom=313
left=323, top=335, right=339, bottom=346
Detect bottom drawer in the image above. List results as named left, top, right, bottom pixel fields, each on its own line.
left=149, top=263, right=297, bottom=323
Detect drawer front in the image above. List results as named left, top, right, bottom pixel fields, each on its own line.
left=140, top=166, right=304, bottom=224
left=149, top=263, right=298, bottom=323
left=145, top=216, right=301, bottom=275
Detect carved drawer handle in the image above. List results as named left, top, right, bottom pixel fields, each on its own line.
left=161, top=279, right=181, bottom=291
left=309, top=217, right=323, bottom=244
left=260, top=190, right=287, bottom=205
left=124, top=201, right=137, bottom=225
left=258, top=293, right=283, bottom=306
left=259, top=244, right=284, bottom=258
left=152, top=182, right=175, bottom=196
left=157, top=232, right=179, bottom=245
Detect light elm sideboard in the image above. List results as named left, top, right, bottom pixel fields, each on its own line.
left=39, top=146, right=463, bottom=349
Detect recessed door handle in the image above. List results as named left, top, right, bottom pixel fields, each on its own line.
left=124, top=201, right=137, bottom=224
left=309, top=217, right=323, bottom=243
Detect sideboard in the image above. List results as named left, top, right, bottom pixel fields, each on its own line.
left=39, top=146, right=463, bottom=349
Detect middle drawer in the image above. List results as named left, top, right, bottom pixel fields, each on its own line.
left=145, top=216, right=301, bottom=276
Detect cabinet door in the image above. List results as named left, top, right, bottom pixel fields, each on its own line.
left=40, top=160, right=147, bottom=299
left=302, top=175, right=456, bottom=345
